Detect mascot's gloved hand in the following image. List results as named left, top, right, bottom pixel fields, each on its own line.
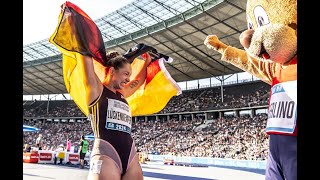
left=204, top=35, right=228, bottom=55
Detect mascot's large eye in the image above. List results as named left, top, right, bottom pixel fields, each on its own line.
left=253, top=6, right=270, bottom=27
left=247, top=15, right=254, bottom=29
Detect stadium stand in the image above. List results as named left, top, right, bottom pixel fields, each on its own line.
left=23, top=80, right=270, bottom=161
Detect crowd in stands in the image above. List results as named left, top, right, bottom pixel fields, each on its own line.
left=23, top=113, right=269, bottom=161
left=23, top=81, right=270, bottom=161
left=160, top=81, right=269, bottom=113
left=23, top=81, right=270, bottom=118
left=23, top=100, right=84, bottom=118
left=23, top=119, right=93, bottom=152
left=133, top=114, right=268, bottom=160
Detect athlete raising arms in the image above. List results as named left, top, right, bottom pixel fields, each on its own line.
left=78, top=51, right=151, bottom=180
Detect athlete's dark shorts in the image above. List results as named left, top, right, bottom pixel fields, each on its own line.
left=91, top=137, right=137, bottom=176
left=79, top=152, right=86, bottom=160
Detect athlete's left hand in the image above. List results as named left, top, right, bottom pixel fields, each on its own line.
left=141, top=52, right=152, bottom=66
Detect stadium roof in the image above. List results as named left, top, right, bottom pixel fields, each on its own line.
left=23, top=0, right=247, bottom=95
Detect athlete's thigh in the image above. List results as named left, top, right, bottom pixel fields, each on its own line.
left=87, top=155, right=121, bottom=180
left=122, top=155, right=143, bottom=180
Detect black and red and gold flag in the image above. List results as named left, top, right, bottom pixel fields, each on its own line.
left=49, top=1, right=181, bottom=116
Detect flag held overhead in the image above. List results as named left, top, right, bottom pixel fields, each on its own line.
left=49, top=1, right=181, bottom=117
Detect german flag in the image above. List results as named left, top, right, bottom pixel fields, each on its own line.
left=49, top=1, right=181, bottom=116
left=127, top=57, right=181, bottom=116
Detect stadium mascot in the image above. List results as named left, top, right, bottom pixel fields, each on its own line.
left=204, top=0, right=297, bottom=179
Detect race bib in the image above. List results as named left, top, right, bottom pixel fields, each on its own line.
left=106, top=99, right=132, bottom=134
left=266, top=80, right=297, bottom=134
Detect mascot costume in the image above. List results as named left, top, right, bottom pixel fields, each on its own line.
left=204, top=0, right=297, bottom=179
